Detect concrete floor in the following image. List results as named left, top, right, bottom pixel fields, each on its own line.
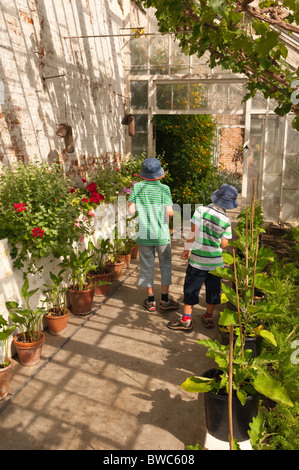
left=0, top=212, right=242, bottom=451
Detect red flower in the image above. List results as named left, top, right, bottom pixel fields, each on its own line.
left=89, top=192, right=104, bottom=204
left=69, top=188, right=75, bottom=193
left=14, top=203, right=27, bottom=212
left=31, top=227, right=45, bottom=238
left=81, top=198, right=89, bottom=203
left=133, top=173, right=139, bottom=177
left=81, top=178, right=87, bottom=183
left=86, top=182, right=97, bottom=193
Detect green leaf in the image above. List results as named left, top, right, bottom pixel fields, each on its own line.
left=255, top=329, right=277, bottom=347
left=248, top=414, right=265, bottom=448
left=253, top=372, right=293, bottom=407
left=180, top=376, right=216, bottom=393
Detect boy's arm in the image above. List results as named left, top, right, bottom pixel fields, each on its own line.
left=128, top=201, right=136, bottom=215
left=221, top=238, right=229, bottom=249
left=165, top=205, right=173, bottom=218
left=182, top=223, right=199, bottom=259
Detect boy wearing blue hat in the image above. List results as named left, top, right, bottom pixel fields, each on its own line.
left=128, top=157, right=179, bottom=312
left=167, top=184, right=238, bottom=332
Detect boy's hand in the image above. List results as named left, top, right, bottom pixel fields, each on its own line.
left=182, top=250, right=190, bottom=260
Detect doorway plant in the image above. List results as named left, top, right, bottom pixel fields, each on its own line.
left=0, top=314, right=16, bottom=399
left=106, top=230, right=125, bottom=279
left=42, top=269, right=70, bottom=335
left=87, top=239, right=113, bottom=296
left=60, top=248, right=97, bottom=314
left=5, top=278, right=46, bottom=366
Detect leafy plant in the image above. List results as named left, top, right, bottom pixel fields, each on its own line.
left=0, top=314, right=16, bottom=367
left=0, top=162, right=98, bottom=273
left=60, top=249, right=97, bottom=291
left=87, top=239, right=113, bottom=274
left=181, top=337, right=293, bottom=408
left=42, top=270, right=68, bottom=315
left=5, top=278, right=45, bottom=343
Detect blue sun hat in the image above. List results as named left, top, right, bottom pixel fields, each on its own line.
left=211, top=184, right=239, bottom=209
left=140, top=158, right=165, bottom=181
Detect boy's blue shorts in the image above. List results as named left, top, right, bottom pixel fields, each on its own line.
left=183, top=264, right=221, bottom=306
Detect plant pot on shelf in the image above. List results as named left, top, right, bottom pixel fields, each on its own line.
left=0, top=361, right=13, bottom=400
left=202, top=368, right=259, bottom=443
left=130, top=244, right=139, bottom=259
left=44, top=308, right=70, bottom=336
left=87, top=271, right=112, bottom=296
left=68, top=287, right=95, bottom=315
left=13, top=332, right=45, bottom=367
left=121, top=252, right=131, bottom=268
left=106, top=260, right=124, bottom=280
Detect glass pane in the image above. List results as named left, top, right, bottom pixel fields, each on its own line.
left=251, top=91, right=267, bottom=110
left=156, top=84, right=171, bottom=110
left=131, top=134, right=148, bottom=156
left=208, top=83, right=225, bottom=109
left=228, top=83, right=245, bottom=110
left=173, top=83, right=188, bottom=110
left=262, top=197, right=280, bottom=223
left=267, top=115, right=284, bottom=155
left=191, top=52, right=210, bottom=75
left=150, top=36, right=169, bottom=75
left=171, top=41, right=189, bottom=74
left=134, top=115, right=148, bottom=132
left=130, top=81, right=148, bottom=109
left=284, top=155, right=299, bottom=189
left=190, top=83, right=207, bottom=109
left=130, top=37, right=148, bottom=73
left=281, top=190, right=299, bottom=223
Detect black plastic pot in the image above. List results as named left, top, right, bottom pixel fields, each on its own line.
left=218, top=327, right=263, bottom=357
left=202, top=369, right=259, bottom=442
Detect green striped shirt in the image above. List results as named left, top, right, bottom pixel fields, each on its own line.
left=128, top=180, right=173, bottom=245
left=189, top=204, right=232, bottom=271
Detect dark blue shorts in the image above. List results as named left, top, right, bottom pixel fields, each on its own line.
left=183, top=264, right=221, bottom=306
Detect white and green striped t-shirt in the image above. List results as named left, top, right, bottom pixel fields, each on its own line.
left=128, top=180, right=173, bottom=245
left=189, top=204, right=232, bottom=271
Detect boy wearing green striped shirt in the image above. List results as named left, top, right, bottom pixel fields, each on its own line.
left=128, top=158, right=179, bottom=312
left=167, top=184, right=238, bottom=332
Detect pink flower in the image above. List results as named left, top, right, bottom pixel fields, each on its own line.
left=88, top=210, right=95, bottom=217
left=133, top=173, right=139, bottom=177
left=86, top=182, right=97, bottom=193
left=31, top=227, right=45, bottom=238
left=79, top=237, right=85, bottom=242
left=14, top=203, right=27, bottom=212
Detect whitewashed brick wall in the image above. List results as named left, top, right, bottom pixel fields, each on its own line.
left=0, top=0, right=137, bottom=182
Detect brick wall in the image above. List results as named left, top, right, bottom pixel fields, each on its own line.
left=218, top=124, right=244, bottom=175
left=0, top=0, right=133, bottom=184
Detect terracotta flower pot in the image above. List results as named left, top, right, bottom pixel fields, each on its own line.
left=13, top=332, right=45, bottom=367
left=68, top=287, right=94, bottom=315
left=121, top=253, right=131, bottom=268
left=130, top=244, right=139, bottom=259
left=0, top=361, right=12, bottom=400
left=106, top=261, right=124, bottom=280
left=87, top=271, right=112, bottom=296
left=44, top=309, right=70, bottom=336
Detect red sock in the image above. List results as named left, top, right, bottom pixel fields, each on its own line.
left=182, top=314, right=191, bottom=322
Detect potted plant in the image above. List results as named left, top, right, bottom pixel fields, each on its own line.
left=117, top=236, right=133, bottom=268
left=180, top=335, right=293, bottom=444
left=106, top=230, right=125, bottom=279
left=60, top=248, right=97, bottom=315
left=213, top=202, right=281, bottom=356
left=5, top=278, right=46, bottom=366
left=87, top=239, right=113, bottom=296
left=0, top=314, right=16, bottom=399
left=42, top=270, right=70, bottom=335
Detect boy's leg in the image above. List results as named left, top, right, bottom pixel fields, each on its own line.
left=201, top=273, right=221, bottom=328
left=138, top=245, right=156, bottom=311
left=167, top=265, right=205, bottom=332
left=157, top=244, right=179, bottom=311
